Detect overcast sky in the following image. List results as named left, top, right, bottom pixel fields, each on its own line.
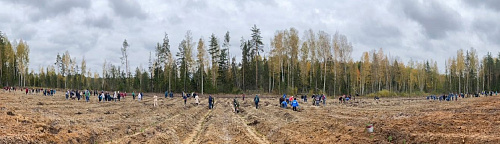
left=1, top=0, right=499, bottom=74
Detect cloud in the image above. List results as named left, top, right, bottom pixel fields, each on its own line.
left=464, top=0, right=500, bottom=12
left=473, top=18, right=500, bottom=45
left=0, top=0, right=498, bottom=75
left=399, top=1, right=462, bottom=39
left=108, top=0, right=148, bottom=20
left=84, top=15, right=114, bottom=29
left=5, top=0, right=91, bottom=21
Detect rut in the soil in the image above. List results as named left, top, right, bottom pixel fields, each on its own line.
left=184, top=105, right=213, bottom=144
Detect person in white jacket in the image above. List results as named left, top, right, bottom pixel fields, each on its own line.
left=113, top=91, right=117, bottom=102
left=138, top=93, right=142, bottom=101
left=153, top=95, right=158, bottom=107
left=194, top=94, right=199, bottom=106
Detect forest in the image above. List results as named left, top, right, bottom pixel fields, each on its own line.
left=1, top=26, right=499, bottom=96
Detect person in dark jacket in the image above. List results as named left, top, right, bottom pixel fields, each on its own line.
left=208, top=95, right=213, bottom=109
left=254, top=95, right=260, bottom=109
left=76, top=90, right=81, bottom=101
left=233, top=98, right=240, bottom=113
left=183, top=93, right=187, bottom=106
left=279, top=97, right=285, bottom=107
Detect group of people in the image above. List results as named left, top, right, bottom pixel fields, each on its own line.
left=427, top=91, right=498, bottom=101
left=338, top=94, right=354, bottom=103
left=231, top=94, right=261, bottom=113
left=64, top=89, right=144, bottom=103
left=312, top=94, right=326, bottom=106
left=279, top=94, right=300, bottom=111
left=2, top=87, right=57, bottom=96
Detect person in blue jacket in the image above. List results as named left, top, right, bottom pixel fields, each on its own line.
left=254, top=95, right=260, bottom=109
left=165, top=91, right=168, bottom=98
left=292, top=98, right=299, bottom=111
left=281, top=100, right=287, bottom=108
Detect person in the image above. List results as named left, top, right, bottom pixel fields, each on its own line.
left=153, top=95, right=158, bottom=107
left=113, top=91, right=118, bottom=102
left=85, top=89, right=90, bottom=102
left=170, top=91, right=174, bottom=98
left=211, top=96, right=216, bottom=109
left=279, top=96, right=285, bottom=106
left=117, top=91, right=121, bottom=101
left=138, top=92, right=142, bottom=101
left=99, top=92, right=103, bottom=102
left=312, top=95, right=316, bottom=105
left=183, top=94, right=187, bottom=106
left=76, top=90, right=81, bottom=101
left=25, top=88, right=28, bottom=95
left=289, top=96, right=294, bottom=106
left=105, top=92, right=109, bottom=101
left=284, top=94, right=289, bottom=104
left=322, top=94, right=326, bottom=106
left=254, top=95, right=260, bottom=109
left=281, top=100, right=288, bottom=108
left=208, top=95, right=213, bottom=109
left=233, top=98, right=240, bottom=113
left=315, top=95, right=321, bottom=106
left=132, top=91, right=136, bottom=100
left=242, top=93, right=245, bottom=101
left=292, top=98, right=299, bottom=111
left=165, top=91, right=168, bottom=98
left=65, top=90, right=69, bottom=100
left=194, top=94, right=199, bottom=106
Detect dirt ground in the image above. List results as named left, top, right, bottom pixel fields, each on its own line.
left=1, top=90, right=499, bottom=144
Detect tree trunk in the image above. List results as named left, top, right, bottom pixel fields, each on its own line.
left=201, top=67, right=204, bottom=95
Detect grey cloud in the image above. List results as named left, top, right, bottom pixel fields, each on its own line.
left=464, top=0, right=500, bottom=12
left=1, top=0, right=498, bottom=74
left=15, top=27, right=37, bottom=41
left=109, top=0, right=148, bottom=19
left=473, top=19, right=500, bottom=45
left=362, top=22, right=402, bottom=39
left=6, top=0, right=91, bottom=21
left=399, top=1, right=462, bottom=39
left=84, top=15, right=114, bottom=29
left=358, top=22, right=402, bottom=49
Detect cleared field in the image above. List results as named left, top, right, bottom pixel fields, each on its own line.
left=1, top=90, right=499, bottom=143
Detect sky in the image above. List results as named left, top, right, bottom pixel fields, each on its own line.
left=0, top=0, right=499, bottom=74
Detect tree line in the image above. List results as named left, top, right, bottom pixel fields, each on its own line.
left=1, top=27, right=499, bottom=96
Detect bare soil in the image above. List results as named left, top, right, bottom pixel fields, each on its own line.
left=1, top=90, right=499, bottom=143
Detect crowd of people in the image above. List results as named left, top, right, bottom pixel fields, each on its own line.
left=6, top=85, right=498, bottom=114
left=3, top=86, right=57, bottom=96
left=427, top=91, right=498, bottom=101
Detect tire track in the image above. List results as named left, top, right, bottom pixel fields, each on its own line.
left=184, top=106, right=213, bottom=144
left=234, top=111, right=270, bottom=144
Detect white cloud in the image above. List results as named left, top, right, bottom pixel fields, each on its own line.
left=0, top=0, right=499, bottom=74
